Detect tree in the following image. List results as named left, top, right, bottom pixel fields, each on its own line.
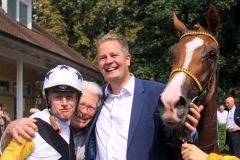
left=32, top=0, right=240, bottom=101
left=33, top=0, right=69, bottom=44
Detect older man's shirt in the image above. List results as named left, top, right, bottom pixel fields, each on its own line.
left=226, top=106, right=239, bottom=129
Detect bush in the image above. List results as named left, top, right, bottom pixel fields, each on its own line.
left=218, top=124, right=229, bottom=153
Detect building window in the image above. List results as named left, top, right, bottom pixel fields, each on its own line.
left=0, top=79, right=32, bottom=97
left=0, top=80, right=10, bottom=94
left=7, top=1, right=17, bottom=20
left=24, top=83, right=32, bottom=96
left=19, top=1, right=28, bottom=26
left=13, top=82, right=32, bottom=97
left=2, top=0, right=32, bottom=29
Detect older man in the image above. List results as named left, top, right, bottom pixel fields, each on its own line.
left=225, top=96, right=240, bottom=157
left=71, top=81, right=103, bottom=160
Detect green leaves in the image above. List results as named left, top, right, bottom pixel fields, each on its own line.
left=33, top=0, right=240, bottom=100
left=33, top=0, right=69, bottom=44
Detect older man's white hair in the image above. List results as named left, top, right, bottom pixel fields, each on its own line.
left=82, top=81, right=103, bottom=107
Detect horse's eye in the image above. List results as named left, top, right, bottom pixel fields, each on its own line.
left=208, top=50, right=218, bottom=60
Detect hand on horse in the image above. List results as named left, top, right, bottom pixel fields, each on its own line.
left=1, top=118, right=37, bottom=150
left=181, top=143, right=208, bottom=160
left=184, top=104, right=204, bottom=135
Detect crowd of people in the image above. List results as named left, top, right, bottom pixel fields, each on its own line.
left=0, top=32, right=239, bottom=160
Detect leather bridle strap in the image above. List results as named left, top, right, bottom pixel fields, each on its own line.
left=192, top=54, right=218, bottom=104
left=170, top=68, right=203, bottom=91
left=180, top=31, right=219, bottom=48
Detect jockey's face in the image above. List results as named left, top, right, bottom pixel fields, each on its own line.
left=48, top=91, right=78, bottom=121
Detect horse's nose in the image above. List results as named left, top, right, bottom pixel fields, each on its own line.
left=161, top=91, right=183, bottom=111
left=158, top=95, right=186, bottom=111
left=161, top=94, right=186, bottom=110
left=175, top=96, right=187, bottom=120
left=160, top=94, right=188, bottom=127
left=176, top=96, right=186, bottom=109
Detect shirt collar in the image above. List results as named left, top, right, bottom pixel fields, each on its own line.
left=55, top=115, right=71, bottom=129
left=229, top=105, right=236, bottom=112
left=104, top=74, right=135, bottom=97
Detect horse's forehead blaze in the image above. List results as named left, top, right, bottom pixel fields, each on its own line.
left=183, top=37, right=204, bottom=68
left=169, top=37, right=204, bottom=90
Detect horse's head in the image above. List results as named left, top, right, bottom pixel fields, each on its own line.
left=160, top=5, right=220, bottom=129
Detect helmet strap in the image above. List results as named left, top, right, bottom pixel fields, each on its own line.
left=75, top=92, right=82, bottom=112
left=49, top=110, right=61, bottom=133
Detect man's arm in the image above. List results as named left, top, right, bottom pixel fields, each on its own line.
left=0, top=136, right=34, bottom=160
left=0, top=118, right=37, bottom=152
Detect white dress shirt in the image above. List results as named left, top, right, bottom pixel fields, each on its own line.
left=226, top=106, right=239, bottom=129
left=96, top=75, right=135, bottom=160
left=217, top=110, right=228, bottom=124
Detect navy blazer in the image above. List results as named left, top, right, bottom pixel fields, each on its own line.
left=85, top=78, right=182, bottom=160
left=234, top=107, right=240, bottom=127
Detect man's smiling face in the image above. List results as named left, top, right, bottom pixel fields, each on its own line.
left=97, top=40, right=131, bottom=84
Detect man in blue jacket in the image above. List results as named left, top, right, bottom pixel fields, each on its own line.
left=85, top=32, right=202, bottom=160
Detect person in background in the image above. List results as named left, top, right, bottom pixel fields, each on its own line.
left=225, top=96, right=240, bottom=158
left=217, top=104, right=228, bottom=152
left=181, top=143, right=239, bottom=160
left=0, top=64, right=83, bottom=160
left=217, top=104, right=228, bottom=125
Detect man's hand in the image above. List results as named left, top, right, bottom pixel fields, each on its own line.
left=181, top=143, right=208, bottom=160
left=3, top=118, right=38, bottom=144
left=228, top=127, right=240, bottom=132
left=1, top=113, right=11, bottom=122
left=184, top=104, right=204, bottom=134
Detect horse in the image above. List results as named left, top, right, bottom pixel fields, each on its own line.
left=159, top=4, right=220, bottom=154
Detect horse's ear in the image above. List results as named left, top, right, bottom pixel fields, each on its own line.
left=173, top=12, right=188, bottom=35
left=206, top=4, right=220, bottom=36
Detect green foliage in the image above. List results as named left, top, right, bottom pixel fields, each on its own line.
left=218, top=124, right=229, bottom=153
left=33, top=0, right=69, bottom=44
left=32, top=0, right=240, bottom=101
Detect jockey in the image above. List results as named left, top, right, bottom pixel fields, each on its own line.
left=0, top=65, right=83, bottom=160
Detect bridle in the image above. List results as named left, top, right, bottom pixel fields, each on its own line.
left=167, top=31, right=220, bottom=146
left=169, top=31, right=219, bottom=105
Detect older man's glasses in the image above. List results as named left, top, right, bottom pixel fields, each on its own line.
left=78, top=103, right=96, bottom=113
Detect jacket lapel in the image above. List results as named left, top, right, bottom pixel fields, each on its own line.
left=127, top=78, right=145, bottom=148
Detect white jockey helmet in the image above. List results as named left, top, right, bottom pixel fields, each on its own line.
left=43, top=65, right=83, bottom=95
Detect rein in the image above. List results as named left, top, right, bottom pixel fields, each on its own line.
left=169, top=31, right=219, bottom=105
